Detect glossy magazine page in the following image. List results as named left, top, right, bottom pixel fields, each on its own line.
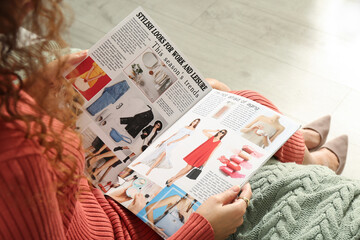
left=70, top=7, right=299, bottom=239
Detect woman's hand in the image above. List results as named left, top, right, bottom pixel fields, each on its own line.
left=43, top=50, right=88, bottom=86
left=196, top=183, right=252, bottom=240
left=127, top=193, right=146, bottom=214
left=25, top=50, right=88, bottom=121
left=26, top=50, right=88, bottom=92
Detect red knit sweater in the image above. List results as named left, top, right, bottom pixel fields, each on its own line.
left=0, top=92, right=214, bottom=240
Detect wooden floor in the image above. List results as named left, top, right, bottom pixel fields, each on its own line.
left=65, top=0, right=360, bottom=180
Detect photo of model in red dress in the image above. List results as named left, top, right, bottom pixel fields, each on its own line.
left=165, top=129, right=227, bottom=186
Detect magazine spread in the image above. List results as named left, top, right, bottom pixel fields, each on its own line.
left=67, top=7, right=300, bottom=239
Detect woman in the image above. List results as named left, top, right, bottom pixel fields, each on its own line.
left=113, top=120, right=163, bottom=163
left=166, top=129, right=227, bottom=186
left=240, top=114, right=284, bottom=148
left=0, top=1, right=348, bottom=239
left=0, top=1, right=252, bottom=239
left=132, top=118, right=200, bottom=176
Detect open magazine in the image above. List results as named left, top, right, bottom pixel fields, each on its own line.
left=66, top=7, right=300, bottom=239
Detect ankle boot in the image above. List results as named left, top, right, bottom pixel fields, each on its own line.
left=123, top=156, right=130, bottom=163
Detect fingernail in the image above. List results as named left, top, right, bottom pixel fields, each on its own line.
left=78, top=50, right=88, bottom=56
left=231, top=185, right=240, bottom=192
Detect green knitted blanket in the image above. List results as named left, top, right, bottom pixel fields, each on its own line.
left=231, top=159, right=360, bottom=240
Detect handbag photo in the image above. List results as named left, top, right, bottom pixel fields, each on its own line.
left=153, top=195, right=186, bottom=237
left=110, top=128, right=132, bottom=144
left=154, top=207, right=184, bottom=237
left=186, top=166, right=203, bottom=180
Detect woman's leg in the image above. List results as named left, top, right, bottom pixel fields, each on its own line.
left=122, top=152, right=136, bottom=164
left=302, top=147, right=339, bottom=172
left=167, top=165, right=193, bottom=186
left=89, top=151, right=116, bottom=167
left=146, top=152, right=166, bottom=176
left=93, top=144, right=107, bottom=156
left=85, top=146, right=95, bottom=156
left=98, top=166, right=113, bottom=182
left=94, top=157, right=119, bottom=176
left=131, top=162, right=141, bottom=167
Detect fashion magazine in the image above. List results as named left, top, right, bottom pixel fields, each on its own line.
left=66, top=7, right=300, bottom=239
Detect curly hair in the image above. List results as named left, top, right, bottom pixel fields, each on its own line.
left=0, top=0, right=83, bottom=196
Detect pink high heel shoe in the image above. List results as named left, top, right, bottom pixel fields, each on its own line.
left=321, top=135, right=348, bottom=175
left=303, top=115, right=331, bottom=151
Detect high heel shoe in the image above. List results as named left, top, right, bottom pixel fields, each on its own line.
left=114, top=146, right=123, bottom=151
left=321, top=135, right=348, bottom=175
left=303, top=115, right=331, bottom=151
left=165, top=180, right=170, bottom=187
left=86, top=158, right=92, bottom=168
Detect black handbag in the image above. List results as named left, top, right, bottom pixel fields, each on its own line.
left=186, top=166, right=203, bottom=180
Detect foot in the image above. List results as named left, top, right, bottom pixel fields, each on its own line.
left=114, top=146, right=123, bottom=151
left=322, top=135, right=348, bottom=174
left=91, top=174, right=97, bottom=181
left=311, top=148, right=339, bottom=172
left=85, top=154, right=94, bottom=161
left=302, top=115, right=331, bottom=151
left=86, top=166, right=94, bottom=174
left=165, top=179, right=174, bottom=187
left=132, top=162, right=141, bottom=167
left=300, top=129, right=321, bottom=150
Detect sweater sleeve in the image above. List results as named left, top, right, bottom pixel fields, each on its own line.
left=169, top=213, right=214, bottom=240
left=0, top=147, right=66, bottom=239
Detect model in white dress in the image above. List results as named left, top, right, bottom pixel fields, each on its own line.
left=132, top=119, right=201, bottom=176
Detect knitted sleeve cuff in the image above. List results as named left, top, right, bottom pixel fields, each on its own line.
left=169, top=212, right=214, bottom=240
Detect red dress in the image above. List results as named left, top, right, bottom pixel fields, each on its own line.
left=184, top=136, right=221, bottom=167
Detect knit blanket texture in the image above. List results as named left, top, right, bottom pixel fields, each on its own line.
left=230, top=159, right=360, bottom=240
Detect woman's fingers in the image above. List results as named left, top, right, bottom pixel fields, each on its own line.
left=40, top=50, right=88, bottom=84
left=214, top=185, right=241, bottom=205
left=236, top=182, right=252, bottom=208
left=196, top=184, right=252, bottom=240
left=239, top=183, right=252, bottom=200
left=63, top=50, right=88, bottom=66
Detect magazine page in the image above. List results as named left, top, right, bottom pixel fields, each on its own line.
left=66, top=6, right=211, bottom=123
left=95, top=89, right=300, bottom=239
left=68, top=7, right=212, bottom=187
